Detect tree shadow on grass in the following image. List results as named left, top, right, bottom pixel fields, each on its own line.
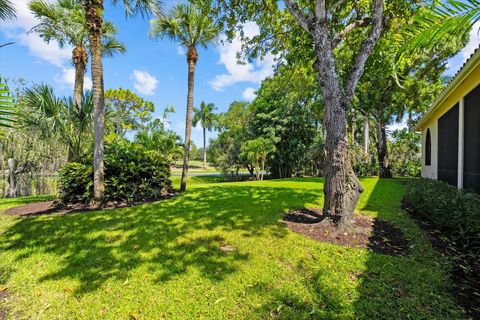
left=352, top=178, right=465, bottom=319
left=0, top=184, right=319, bottom=296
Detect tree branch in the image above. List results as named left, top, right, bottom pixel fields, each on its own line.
left=344, top=0, right=385, bottom=103
left=333, top=18, right=371, bottom=47
left=284, top=0, right=313, bottom=33
left=329, top=0, right=346, bottom=13
left=314, top=0, right=326, bottom=21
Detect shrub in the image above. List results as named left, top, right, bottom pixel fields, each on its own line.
left=59, top=139, right=172, bottom=204
left=403, top=178, right=480, bottom=252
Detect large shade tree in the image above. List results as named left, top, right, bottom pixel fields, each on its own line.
left=83, top=0, right=160, bottom=202
left=29, top=0, right=126, bottom=109
left=203, top=0, right=420, bottom=228
left=192, top=101, right=217, bottom=169
left=150, top=4, right=221, bottom=191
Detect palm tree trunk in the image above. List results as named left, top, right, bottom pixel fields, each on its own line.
left=85, top=0, right=105, bottom=202
left=203, top=126, right=206, bottom=169
left=180, top=46, right=198, bottom=192
left=72, top=44, right=87, bottom=108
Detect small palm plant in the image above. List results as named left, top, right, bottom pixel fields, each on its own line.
left=29, top=0, right=126, bottom=108
left=150, top=4, right=221, bottom=191
left=0, top=78, right=16, bottom=136
left=193, top=101, right=217, bottom=169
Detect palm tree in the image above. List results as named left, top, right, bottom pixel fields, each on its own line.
left=400, top=0, right=479, bottom=56
left=0, top=78, right=15, bottom=136
left=0, top=0, right=16, bottom=21
left=150, top=4, right=220, bottom=191
left=82, top=0, right=160, bottom=202
left=18, top=84, right=94, bottom=162
left=192, top=101, right=217, bottom=169
left=29, top=0, right=126, bottom=109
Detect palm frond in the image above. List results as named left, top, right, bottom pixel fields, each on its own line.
left=0, top=0, right=16, bottom=21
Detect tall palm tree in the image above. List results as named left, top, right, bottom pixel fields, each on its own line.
left=192, top=101, right=217, bottom=169
left=150, top=4, right=220, bottom=191
left=83, top=0, right=160, bottom=202
left=29, top=0, right=125, bottom=109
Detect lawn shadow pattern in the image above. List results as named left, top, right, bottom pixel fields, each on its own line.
left=1, top=185, right=319, bottom=295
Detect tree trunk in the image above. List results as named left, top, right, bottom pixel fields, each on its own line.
left=375, top=116, right=392, bottom=178
left=72, top=44, right=87, bottom=108
left=363, top=117, right=369, bottom=153
left=203, top=126, right=206, bottom=169
left=6, top=158, right=17, bottom=198
left=85, top=0, right=105, bottom=202
left=180, top=46, right=198, bottom=192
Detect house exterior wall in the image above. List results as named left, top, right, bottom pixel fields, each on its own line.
left=419, top=58, right=480, bottom=188
left=421, top=120, right=438, bottom=179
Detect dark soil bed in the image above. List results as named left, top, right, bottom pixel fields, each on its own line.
left=283, top=208, right=409, bottom=256
left=406, top=212, right=480, bottom=319
left=3, top=193, right=178, bottom=217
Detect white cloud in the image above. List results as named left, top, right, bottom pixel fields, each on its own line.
left=55, top=68, right=92, bottom=90
left=176, top=45, right=186, bottom=56
left=132, top=70, right=158, bottom=96
left=461, top=22, right=480, bottom=62
left=210, top=22, right=275, bottom=91
left=242, top=87, right=256, bottom=101
left=2, top=0, right=71, bottom=67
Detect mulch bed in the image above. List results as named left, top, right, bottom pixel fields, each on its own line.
left=283, top=208, right=409, bottom=256
left=3, top=193, right=178, bottom=217
left=405, top=212, right=480, bottom=319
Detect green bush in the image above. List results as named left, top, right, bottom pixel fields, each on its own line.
left=403, top=178, right=480, bottom=252
left=59, top=139, right=172, bottom=204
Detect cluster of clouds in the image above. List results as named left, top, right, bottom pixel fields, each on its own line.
left=209, top=22, right=275, bottom=101
left=1, top=0, right=159, bottom=96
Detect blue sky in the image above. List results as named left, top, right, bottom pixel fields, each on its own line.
left=1, top=1, right=479, bottom=145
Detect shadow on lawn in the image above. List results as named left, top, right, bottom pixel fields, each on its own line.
left=0, top=184, right=318, bottom=295
left=252, top=178, right=464, bottom=319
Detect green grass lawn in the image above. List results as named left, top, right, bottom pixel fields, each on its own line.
left=0, top=178, right=464, bottom=319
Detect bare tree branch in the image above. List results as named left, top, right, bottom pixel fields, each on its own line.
left=314, top=0, right=326, bottom=21
left=329, top=0, right=346, bottom=13
left=333, top=18, right=371, bottom=47
left=284, top=0, right=312, bottom=33
left=344, top=0, right=385, bottom=103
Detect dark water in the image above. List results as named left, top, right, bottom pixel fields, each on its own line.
left=0, top=174, right=58, bottom=198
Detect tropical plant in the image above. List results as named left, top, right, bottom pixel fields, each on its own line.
left=0, top=78, right=15, bottom=136
left=17, top=84, right=94, bottom=162
left=400, top=0, right=480, bottom=56
left=29, top=0, right=126, bottom=109
left=150, top=4, right=221, bottom=191
left=240, top=137, right=275, bottom=181
left=0, top=0, right=16, bottom=21
left=192, top=101, right=217, bottom=169
left=105, top=88, right=154, bottom=136
left=81, top=0, right=161, bottom=202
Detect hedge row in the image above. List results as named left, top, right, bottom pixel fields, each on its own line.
left=402, top=178, right=480, bottom=252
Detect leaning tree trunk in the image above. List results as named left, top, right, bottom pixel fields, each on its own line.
left=202, top=126, right=207, bottom=169
left=363, top=117, right=369, bottom=153
left=375, top=116, right=392, bottom=178
left=6, top=158, right=17, bottom=198
left=85, top=0, right=105, bottom=202
left=180, top=46, right=198, bottom=192
left=72, top=44, right=87, bottom=108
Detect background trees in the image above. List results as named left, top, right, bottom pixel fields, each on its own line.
left=150, top=4, right=220, bottom=191
left=192, top=101, right=217, bottom=169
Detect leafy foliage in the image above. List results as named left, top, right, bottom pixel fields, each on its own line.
left=389, top=129, right=421, bottom=177
left=0, top=78, right=15, bottom=136
left=0, top=0, right=16, bottom=21
left=59, top=137, right=172, bottom=204
left=403, top=178, right=480, bottom=252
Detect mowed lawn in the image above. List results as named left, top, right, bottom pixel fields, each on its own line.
left=0, top=178, right=464, bottom=319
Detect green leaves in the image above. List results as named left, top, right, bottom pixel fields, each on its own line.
left=0, top=78, right=16, bottom=136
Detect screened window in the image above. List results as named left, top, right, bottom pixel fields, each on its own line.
left=425, top=129, right=432, bottom=166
